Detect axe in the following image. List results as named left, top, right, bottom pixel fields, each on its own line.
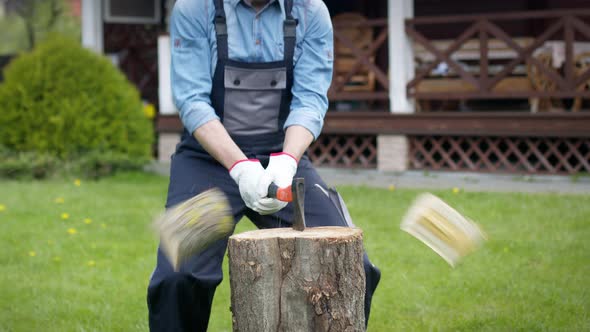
left=267, top=177, right=306, bottom=231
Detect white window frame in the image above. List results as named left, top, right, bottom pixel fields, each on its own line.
left=103, top=0, right=162, bottom=24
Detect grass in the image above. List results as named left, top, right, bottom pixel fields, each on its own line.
left=0, top=172, right=589, bottom=331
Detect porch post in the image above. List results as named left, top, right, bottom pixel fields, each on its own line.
left=157, top=34, right=181, bottom=162
left=380, top=0, right=414, bottom=172
left=157, top=3, right=181, bottom=162
left=81, top=0, right=103, bottom=53
left=388, top=0, right=414, bottom=113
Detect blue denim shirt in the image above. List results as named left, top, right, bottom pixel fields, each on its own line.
left=170, top=0, right=333, bottom=139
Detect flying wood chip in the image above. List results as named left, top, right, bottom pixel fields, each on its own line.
left=401, top=193, right=486, bottom=267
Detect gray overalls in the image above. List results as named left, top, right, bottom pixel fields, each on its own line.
left=147, top=0, right=380, bottom=330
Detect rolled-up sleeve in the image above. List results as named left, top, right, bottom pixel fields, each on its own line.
left=284, top=2, right=334, bottom=140
left=170, top=0, right=218, bottom=134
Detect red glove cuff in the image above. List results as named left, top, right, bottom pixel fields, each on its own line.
left=228, top=158, right=259, bottom=172
left=270, top=152, right=298, bottom=163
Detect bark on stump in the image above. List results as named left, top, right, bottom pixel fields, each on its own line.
left=228, top=226, right=366, bottom=332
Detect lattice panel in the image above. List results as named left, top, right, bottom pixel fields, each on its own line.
left=309, top=135, right=377, bottom=168
left=409, top=136, right=590, bottom=174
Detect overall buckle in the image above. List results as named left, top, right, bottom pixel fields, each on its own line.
left=214, top=16, right=227, bottom=36
left=283, top=18, right=298, bottom=38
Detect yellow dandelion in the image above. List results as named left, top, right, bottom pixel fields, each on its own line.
left=87, top=260, right=96, bottom=267
left=74, top=179, right=81, bottom=187
left=61, top=213, right=70, bottom=220
left=29, top=251, right=36, bottom=257
left=388, top=184, right=396, bottom=191
left=67, top=228, right=77, bottom=235
left=54, top=197, right=65, bottom=204
left=101, top=223, right=107, bottom=229
left=143, top=103, right=156, bottom=119
left=0, top=204, right=6, bottom=212
left=53, top=256, right=61, bottom=262
left=452, top=187, right=460, bottom=194
left=84, top=218, right=92, bottom=225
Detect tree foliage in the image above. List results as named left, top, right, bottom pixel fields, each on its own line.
left=6, top=0, right=75, bottom=50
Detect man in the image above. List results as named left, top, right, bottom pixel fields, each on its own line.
left=147, top=0, right=381, bottom=330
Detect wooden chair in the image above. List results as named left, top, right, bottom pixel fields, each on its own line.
left=527, top=51, right=559, bottom=112
left=572, top=52, right=590, bottom=112
left=332, top=13, right=375, bottom=92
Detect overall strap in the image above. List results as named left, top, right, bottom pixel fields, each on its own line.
left=213, top=0, right=229, bottom=61
left=283, top=0, right=297, bottom=77
left=211, top=0, right=228, bottom=121
left=279, top=0, right=297, bottom=128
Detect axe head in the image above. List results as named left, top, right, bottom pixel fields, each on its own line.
left=153, top=188, right=234, bottom=271
left=401, top=193, right=486, bottom=267
left=267, top=178, right=306, bottom=231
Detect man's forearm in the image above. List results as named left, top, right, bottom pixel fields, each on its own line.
left=193, top=120, right=247, bottom=169
left=194, top=122, right=314, bottom=168
left=282, top=125, right=314, bottom=161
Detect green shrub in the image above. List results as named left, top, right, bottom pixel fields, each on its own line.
left=0, top=148, right=59, bottom=179
left=0, top=146, right=149, bottom=180
left=70, top=150, right=149, bottom=179
left=0, top=35, right=153, bottom=175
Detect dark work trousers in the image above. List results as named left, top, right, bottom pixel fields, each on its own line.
left=147, top=146, right=381, bottom=332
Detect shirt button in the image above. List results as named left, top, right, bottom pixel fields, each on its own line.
left=270, top=80, right=277, bottom=87
left=233, top=79, right=241, bottom=86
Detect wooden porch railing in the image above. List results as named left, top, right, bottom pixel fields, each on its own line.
left=308, top=112, right=590, bottom=173
left=406, top=9, right=590, bottom=107
left=157, top=112, right=590, bottom=174
left=329, top=17, right=389, bottom=103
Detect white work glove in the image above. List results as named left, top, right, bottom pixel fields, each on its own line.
left=255, top=152, right=298, bottom=215
left=229, top=159, right=274, bottom=214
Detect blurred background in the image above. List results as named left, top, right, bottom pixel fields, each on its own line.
left=1, top=0, right=589, bottom=177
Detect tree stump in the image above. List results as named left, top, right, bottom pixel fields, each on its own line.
left=228, top=226, right=366, bottom=332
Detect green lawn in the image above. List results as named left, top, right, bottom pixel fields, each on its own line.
left=0, top=172, right=589, bottom=331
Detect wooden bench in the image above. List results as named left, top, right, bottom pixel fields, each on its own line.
left=415, top=77, right=531, bottom=94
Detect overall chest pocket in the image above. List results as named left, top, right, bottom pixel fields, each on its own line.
left=223, top=66, right=287, bottom=136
